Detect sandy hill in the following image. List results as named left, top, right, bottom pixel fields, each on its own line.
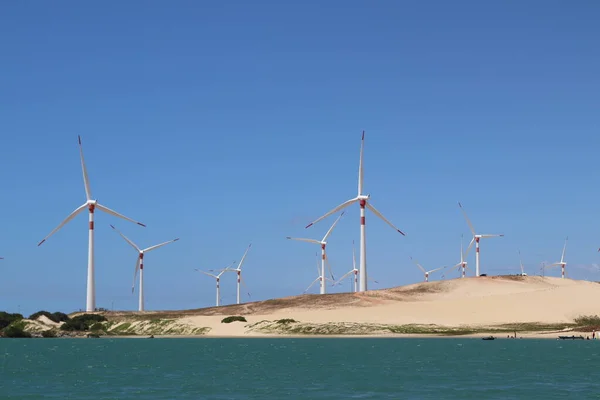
left=95, top=276, right=600, bottom=337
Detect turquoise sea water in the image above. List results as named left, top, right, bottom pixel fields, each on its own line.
left=1, top=338, right=599, bottom=399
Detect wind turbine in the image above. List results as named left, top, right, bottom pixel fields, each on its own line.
left=196, top=262, right=235, bottom=307
left=333, top=240, right=359, bottom=292
left=110, top=224, right=179, bottom=311
left=518, top=250, right=527, bottom=276
left=458, top=202, right=503, bottom=277
left=304, top=252, right=334, bottom=294
left=38, top=136, right=146, bottom=312
left=447, top=234, right=469, bottom=278
left=230, top=243, right=252, bottom=304
left=305, top=131, right=405, bottom=292
left=410, top=256, right=446, bottom=282
left=546, top=237, right=568, bottom=278
left=288, top=212, right=345, bottom=294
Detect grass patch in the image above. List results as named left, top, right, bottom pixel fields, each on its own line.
left=221, top=316, right=247, bottom=324
left=572, top=315, right=600, bottom=332
left=276, top=319, right=297, bottom=324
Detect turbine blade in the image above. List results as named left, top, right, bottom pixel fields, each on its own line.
left=325, top=256, right=335, bottom=281
left=305, top=198, right=358, bottom=229
left=236, top=243, right=252, bottom=270
left=560, top=237, right=568, bottom=263
left=110, top=224, right=141, bottom=252
left=144, top=238, right=180, bottom=253
left=38, top=203, right=87, bottom=246
left=458, top=202, right=476, bottom=235
left=132, top=256, right=141, bottom=293
left=366, top=202, right=405, bottom=235
left=352, top=240, right=356, bottom=270
left=460, top=234, right=464, bottom=263
left=465, top=237, right=475, bottom=257
left=358, top=131, right=365, bottom=196
left=315, top=252, right=320, bottom=276
left=78, top=136, right=92, bottom=201
left=519, top=250, right=524, bottom=274
left=480, top=234, right=504, bottom=238
left=304, top=277, right=320, bottom=293
left=448, top=263, right=461, bottom=271
left=240, top=275, right=251, bottom=298
left=429, top=266, right=447, bottom=273
left=334, top=270, right=354, bottom=285
left=322, top=211, right=345, bottom=241
left=286, top=237, right=321, bottom=244
left=198, top=270, right=218, bottom=278
left=410, top=256, right=426, bottom=273
left=96, top=203, right=146, bottom=227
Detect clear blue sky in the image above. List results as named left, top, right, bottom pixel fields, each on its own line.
left=1, top=1, right=599, bottom=316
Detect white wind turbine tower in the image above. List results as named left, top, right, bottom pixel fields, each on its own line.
left=546, top=237, right=568, bottom=278
left=458, top=202, right=504, bottom=277
left=410, top=256, right=446, bottom=282
left=288, top=212, right=345, bottom=294
left=333, top=240, right=359, bottom=292
left=38, top=136, right=146, bottom=312
left=230, top=243, right=252, bottom=304
left=305, top=131, right=405, bottom=292
left=196, top=262, right=235, bottom=307
left=110, top=224, right=179, bottom=311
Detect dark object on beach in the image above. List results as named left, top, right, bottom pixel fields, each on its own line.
left=148, top=335, right=154, bottom=339
left=482, top=336, right=495, bottom=340
left=480, top=274, right=488, bottom=277
left=86, top=333, right=100, bottom=338
left=558, top=335, right=584, bottom=340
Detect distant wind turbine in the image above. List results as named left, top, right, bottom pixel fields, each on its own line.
left=304, top=252, right=334, bottom=294
left=458, top=202, right=503, bottom=277
left=546, top=237, right=568, bottom=278
left=38, top=136, right=146, bottom=312
left=110, top=224, right=179, bottom=311
left=196, top=262, right=235, bottom=307
left=447, top=234, right=469, bottom=278
left=288, top=212, right=345, bottom=294
left=333, top=240, right=360, bottom=292
left=305, top=132, right=405, bottom=292
left=518, top=250, right=527, bottom=276
left=410, top=256, right=446, bottom=282
left=230, top=243, right=252, bottom=304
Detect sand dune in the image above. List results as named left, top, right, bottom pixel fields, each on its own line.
left=103, top=276, right=600, bottom=337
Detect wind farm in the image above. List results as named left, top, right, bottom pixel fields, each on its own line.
left=0, top=128, right=596, bottom=341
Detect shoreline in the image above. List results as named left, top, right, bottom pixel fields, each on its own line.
left=95, top=330, right=597, bottom=340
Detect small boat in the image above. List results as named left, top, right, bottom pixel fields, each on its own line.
left=482, top=336, right=495, bottom=340
left=558, top=335, right=584, bottom=340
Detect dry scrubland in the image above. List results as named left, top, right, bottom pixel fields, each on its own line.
left=15, top=276, right=600, bottom=337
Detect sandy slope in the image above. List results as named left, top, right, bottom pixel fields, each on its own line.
left=106, top=276, right=600, bottom=337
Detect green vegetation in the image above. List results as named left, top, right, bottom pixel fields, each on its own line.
left=221, top=316, right=247, bottom=323
left=0, top=311, right=23, bottom=330
left=276, top=319, right=297, bottom=324
left=61, top=314, right=107, bottom=331
left=29, top=311, right=70, bottom=323
left=249, top=320, right=584, bottom=336
left=3, top=321, right=32, bottom=338
left=41, top=329, right=57, bottom=338
left=573, top=315, right=600, bottom=331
